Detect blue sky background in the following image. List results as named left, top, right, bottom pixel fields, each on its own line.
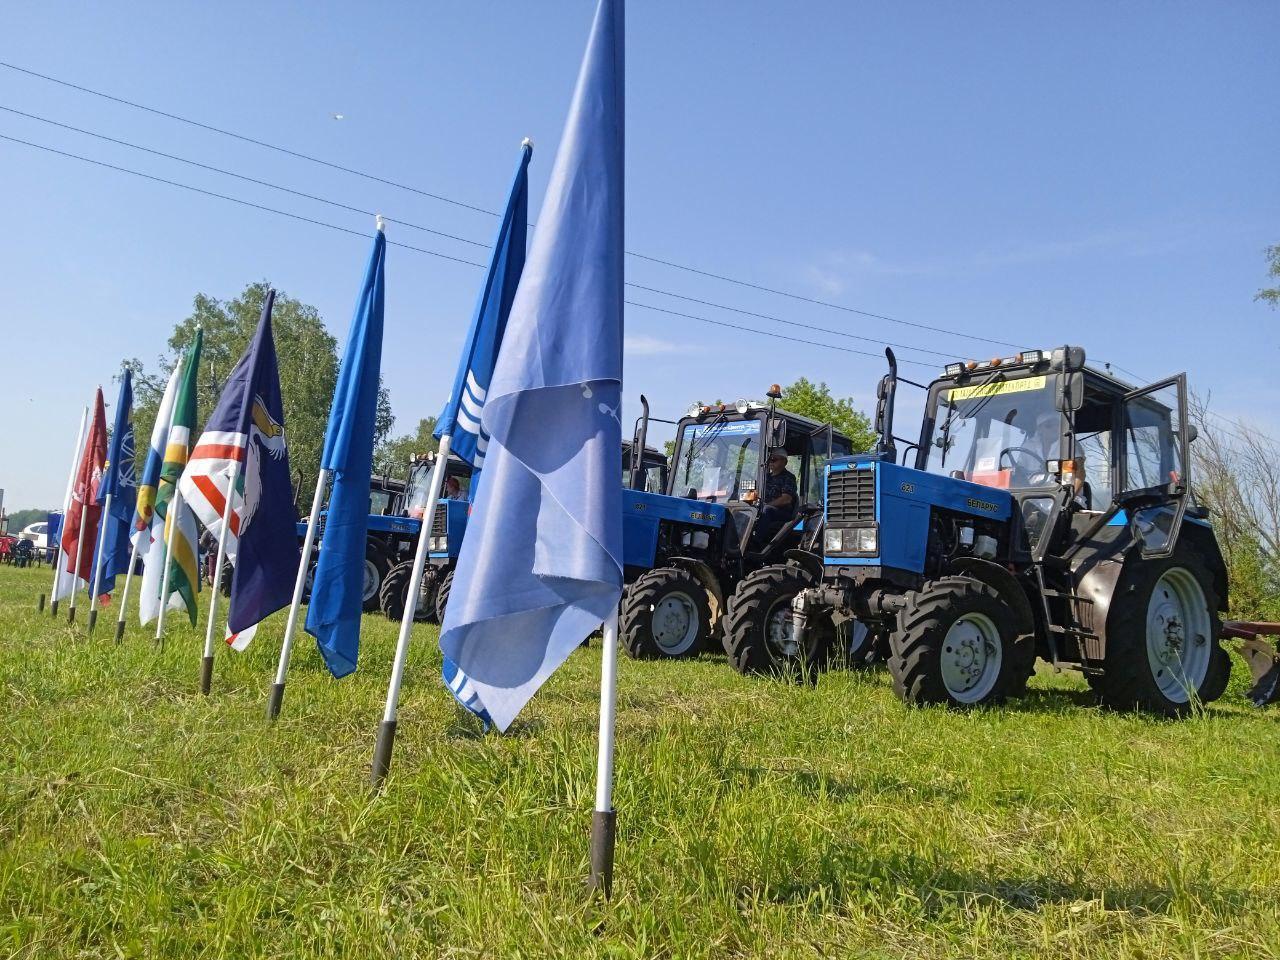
left=1, top=1, right=1276, bottom=510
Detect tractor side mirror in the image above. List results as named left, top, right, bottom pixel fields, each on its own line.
left=1185, top=424, right=1199, bottom=444
left=766, top=417, right=787, bottom=449
left=874, top=375, right=890, bottom=433
left=1056, top=371, right=1084, bottom=412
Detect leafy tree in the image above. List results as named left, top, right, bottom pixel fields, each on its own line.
left=1257, top=244, right=1280, bottom=308
left=777, top=377, right=876, bottom=452
left=373, top=416, right=440, bottom=479
left=3, top=508, right=54, bottom=533
left=127, top=282, right=394, bottom=500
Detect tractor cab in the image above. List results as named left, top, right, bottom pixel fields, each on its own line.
left=623, top=440, right=668, bottom=493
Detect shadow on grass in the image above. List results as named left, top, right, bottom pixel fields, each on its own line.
left=726, top=765, right=966, bottom=805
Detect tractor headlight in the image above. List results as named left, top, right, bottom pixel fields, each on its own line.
left=854, top=526, right=878, bottom=553
left=944, top=362, right=965, bottom=377
left=824, top=528, right=843, bottom=554
left=430, top=536, right=444, bottom=551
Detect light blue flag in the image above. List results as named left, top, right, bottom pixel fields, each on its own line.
left=439, top=0, right=625, bottom=732
left=305, top=230, right=386, bottom=677
left=434, top=141, right=531, bottom=469
left=95, top=369, right=137, bottom=594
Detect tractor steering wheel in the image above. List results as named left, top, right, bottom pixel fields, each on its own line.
left=999, top=445, right=1045, bottom=480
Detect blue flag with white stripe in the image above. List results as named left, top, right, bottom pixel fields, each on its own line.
left=439, top=0, right=624, bottom=732
left=434, top=142, right=531, bottom=469
left=95, top=369, right=137, bottom=594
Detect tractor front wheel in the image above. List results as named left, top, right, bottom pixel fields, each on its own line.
left=724, top=564, right=847, bottom=677
left=435, top=569, right=455, bottom=624
left=379, top=560, right=438, bottom=623
left=620, top=567, right=711, bottom=660
left=1089, top=549, right=1229, bottom=716
left=889, top=576, right=1033, bottom=708
left=363, top=545, right=390, bottom=612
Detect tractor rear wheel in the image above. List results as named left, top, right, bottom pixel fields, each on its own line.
left=1089, top=548, right=1229, bottom=716
left=620, top=567, right=711, bottom=660
left=363, top=544, right=390, bottom=612
left=888, top=576, right=1033, bottom=708
left=435, top=569, right=455, bottom=624
left=379, top=560, right=438, bottom=623
left=724, top=564, right=853, bottom=677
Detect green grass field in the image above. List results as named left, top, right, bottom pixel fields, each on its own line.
left=2, top=564, right=1279, bottom=959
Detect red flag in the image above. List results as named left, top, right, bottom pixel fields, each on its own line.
left=62, top=388, right=109, bottom=583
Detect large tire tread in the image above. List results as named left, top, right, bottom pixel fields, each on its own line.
left=620, top=567, right=712, bottom=660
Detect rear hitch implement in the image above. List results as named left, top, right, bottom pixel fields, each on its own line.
left=1224, top=621, right=1280, bottom=707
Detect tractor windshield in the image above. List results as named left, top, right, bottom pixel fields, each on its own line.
left=672, top=419, right=762, bottom=503
left=924, top=374, right=1063, bottom=489
left=405, top=462, right=435, bottom=518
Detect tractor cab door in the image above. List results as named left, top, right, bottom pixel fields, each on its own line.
left=1114, top=374, right=1191, bottom=559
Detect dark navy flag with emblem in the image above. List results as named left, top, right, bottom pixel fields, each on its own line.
left=434, top=141, right=531, bottom=470
left=305, top=232, right=386, bottom=677
left=95, top=369, right=138, bottom=595
left=179, top=291, right=299, bottom=649
left=439, top=0, right=624, bottom=731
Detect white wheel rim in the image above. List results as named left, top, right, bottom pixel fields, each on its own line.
left=651, top=591, right=700, bottom=655
left=363, top=560, right=379, bottom=601
left=1145, top=567, right=1212, bottom=703
left=940, top=612, right=1003, bottom=703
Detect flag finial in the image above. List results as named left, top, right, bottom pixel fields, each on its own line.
left=521, top=137, right=534, bottom=149
left=375, top=214, right=385, bottom=233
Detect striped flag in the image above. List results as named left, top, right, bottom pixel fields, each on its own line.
left=179, top=292, right=298, bottom=649
left=136, top=355, right=186, bottom=624
left=156, top=329, right=203, bottom=625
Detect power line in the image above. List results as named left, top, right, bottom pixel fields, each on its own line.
left=0, top=58, right=1025, bottom=354
left=0, top=110, right=953, bottom=366
left=0, top=131, right=925, bottom=370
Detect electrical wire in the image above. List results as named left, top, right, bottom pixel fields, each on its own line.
left=0, top=58, right=1025, bottom=353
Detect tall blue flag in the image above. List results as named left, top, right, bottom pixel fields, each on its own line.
left=435, top=141, right=531, bottom=469
left=439, top=0, right=624, bottom=732
left=178, top=292, right=300, bottom=649
left=306, top=231, right=387, bottom=677
left=95, top=369, right=137, bottom=594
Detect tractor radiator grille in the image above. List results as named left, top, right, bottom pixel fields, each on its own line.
left=827, top=468, right=876, bottom=525
left=431, top=503, right=447, bottom=537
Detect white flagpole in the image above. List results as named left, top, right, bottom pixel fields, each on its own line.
left=48, top=407, right=88, bottom=616
left=67, top=474, right=94, bottom=625
left=200, top=460, right=241, bottom=695
left=114, top=537, right=140, bottom=643
left=371, top=433, right=452, bottom=788
left=87, top=492, right=113, bottom=634
left=589, top=607, right=620, bottom=898
left=267, top=467, right=329, bottom=720
left=154, top=489, right=186, bottom=645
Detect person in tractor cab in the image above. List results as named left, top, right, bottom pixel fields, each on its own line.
left=1007, top=410, right=1063, bottom=486
left=747, top=448, right=798, bottom=545
left=444, top=476, right=466, bottom=501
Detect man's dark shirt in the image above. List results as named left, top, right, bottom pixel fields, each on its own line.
left=764, top=468, right=799, bottom=518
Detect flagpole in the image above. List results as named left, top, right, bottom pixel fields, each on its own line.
left=87, top=492, right=113, bottom=634
left=200, top=460, right=240, bottom=695
left=155, top=489, right=186, bottom=646
left=115, top=537, right=140, bottom=643
left=48, top=407, right=88, bottom=617
left=267, top=467, right=328, bottom=720
left=589, top=607, right=620, bottom=898
left=67, top=476, right=94, bottom=625
left=371, top=433, right=452, bottom=789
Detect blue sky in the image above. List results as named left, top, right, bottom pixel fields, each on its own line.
left=1, top=1, right=1276, bottom=510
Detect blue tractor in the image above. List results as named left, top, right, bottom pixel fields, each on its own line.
left=379, top=440, right=671, bottom=624
left=618, top=391, right=857, bottom=661
left=735, top=346, right=1234, bottom=716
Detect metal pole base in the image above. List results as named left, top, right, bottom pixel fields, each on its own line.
left=88, top=610, right=98, bottom=634
left=589, top=809, right=617, bottom=900
left=50, top=599, right=60, bottom=617
left=67, top=605, right=77, bottom=624
left=38, top=594, right=45, bottom=613
left=200, top=655, right=214, bottom=695
left=370, top=719, right=397, bottom=790
left=266, top=682, right=286, bottom=721
left=115, top=620, right=126, bottom=644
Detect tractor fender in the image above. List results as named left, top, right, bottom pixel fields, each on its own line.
left=1178, top=521, right=1229, bottom=613
left=667, top=556, right=725, bottom=628
left=949, top=557, right=1036, bottom=638
left=783, top=548, right=823, bottom=581
left=1074, top=558, right=1124, bottom=661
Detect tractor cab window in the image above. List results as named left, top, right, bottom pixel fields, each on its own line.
left=923, top=375, right=1062, bottom=489
left=672, top=418, right=762, bottom=503
left=1120, top=382, right=1183, bottom=497
left=369, top=490, right=395, bottom=516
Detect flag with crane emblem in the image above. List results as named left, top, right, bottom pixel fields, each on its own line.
left=179, top=291, right=299, bottom=649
